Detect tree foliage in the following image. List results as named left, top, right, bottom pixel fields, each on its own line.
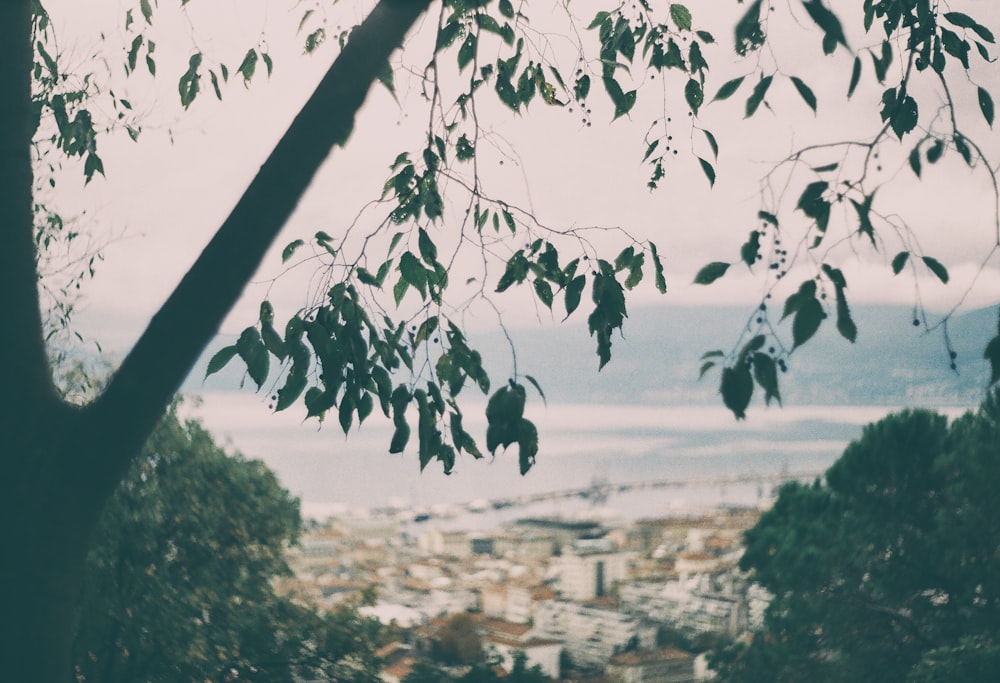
left=713, top=394, right=1000, bottom=681
left=72, top=404, right=386, bottom=683
left=433, top=612, right=484, bottom=665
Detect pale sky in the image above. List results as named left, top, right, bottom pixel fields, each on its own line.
left=38, top=1, right=1000, bottom=512
left=49, top=0, right=1000, bottom=346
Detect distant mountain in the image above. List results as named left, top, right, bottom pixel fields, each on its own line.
left=190, top=304, right=999, bottom=410
left=466, top=304, right=998, bottom=408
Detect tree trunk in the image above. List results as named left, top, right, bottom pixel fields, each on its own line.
left=1, top=409, right=117, bottom=683
left=0, top=1, right=431, bottom=681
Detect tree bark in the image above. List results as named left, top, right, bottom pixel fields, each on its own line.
left=0, top=1, right=431, bottom=681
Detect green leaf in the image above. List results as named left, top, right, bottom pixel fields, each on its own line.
left=703, top=129, right=719, bottom=158
left=944, top=12, right=995, bottom=44
left=685, top=79, right=704, bottom=115
left=741, top=230, right=761, bottom=268
left=262, top=52, right=273, bottom=77
left=436, top=19, right=462, bottom=52
left=417, top=227, right=438, bottom=265
left=338, top=394, right=354, bottom=434
left=693, top=261, right=730, bottom=284
left=802, top=0, right=848, bottom=53
left=524, top=375, right=547, bottom=404
left=499, top=0, right=514, bottom=19
left=848, top=55, right=861, bottom=98
left=797, top=181, right=830, bottom=233
left=926, top=138, right=945, bottom=163
left=392, top=276, right=409, bottom=306
left=922, top=256, right=949, bottom=283
left=745, top=74, right=772, bottom=117
left=792, top=296, right=824, bottom=350
left=752, top=352, right=781, bottom=405
left=209, top=69, right=222, bottom=100
left=399, top=252, right=428, bottom=299
left=587, top=267, right=627, bottom=369
left=458, top=33, right=476, bottom=71
left=758, top=211, right=779, bottom=227
left=178, top=53, right=202, bottom=108
left=502, top=209, right=516, bottom=233
left=940, top=27, right=971, bottom=69
left=564, top=274, right=586, bottom=318
left=699, top=360, right=716, bottom=379
left=623, top=252, right=644, bottom=289
left=698, top=157, right=716, bottom=187
left=643, top=139, right=660, bottom=162
left=891, top=251, right=910, bottom=274
left=790, top=76, right=817, bottom=112
left=850, top=192, right=876, bottom=247
left=721, top=365, right=753, bottom=419
left=979, top=87, right=995, bottom=127
left=238, top=49, right=257, bottom=84
left=261, top=322, right=286, bottom=360
left=236, top=327, right=269, bottom=389
left=835, top=288, right=857, bottom=343
left=734, top=0, right=765, bottom=56
left=533, top=279, right=554, bottom=308
left=604, top=77, right=637, bottom=119
left=985, top=334, right=1000, bottom=385
left=140, top=0, right=152, bottom=24
left=205, top=345, right=239, bottom=378
left=713, top=76, right=744, bottom=101
left=476, top=13, right=504, bottom=36
left=282, top=239, right=305, bottom=263
left=880, top=88, right=918, bottom=139
left=871, top=40, right=893, bottom=83
left=275, top=368, right=307, bottom=411
left=517, top=419, right=539, bottom=474
left=908, top=145, right=922, bottom=177
left=485, top=383, right=527, bottom=454
left=782, top=280, right=817, bottom=321
left=302, top=386, right=326, bottom=419
left=83, top=153, right=105, bottom=184
left=670, top=4, right=692, bottom=31
left=650, top=242, right=667, bottom=293
left=821, top=263, right=847, bottom=290
left=389, top=421, right=410, bottom=454
left=955, top=134, right=973, bottom=165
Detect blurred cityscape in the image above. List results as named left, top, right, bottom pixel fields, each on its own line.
left=278, top=484, right=786, bottom=683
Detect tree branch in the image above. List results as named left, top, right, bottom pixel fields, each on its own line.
left=89, top=0, right=432, bottom=489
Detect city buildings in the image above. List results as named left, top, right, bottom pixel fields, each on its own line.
left=283, top=505, right=767, bottom=681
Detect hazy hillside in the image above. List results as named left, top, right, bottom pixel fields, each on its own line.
left=192, top=304, right=999, bottom=409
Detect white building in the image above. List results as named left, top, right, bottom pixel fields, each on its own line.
left=618, top=573, right=749, bottom=638
left=531, top=600, right=656, bottom=669
left=553, top=540, right=632, bottom=601
left=607, top=647, right=696, bottom=683
left=480, top=618, right=563, bottom=681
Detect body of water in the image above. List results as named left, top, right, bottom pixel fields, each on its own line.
left=187, top=392, right=975, bottom=523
